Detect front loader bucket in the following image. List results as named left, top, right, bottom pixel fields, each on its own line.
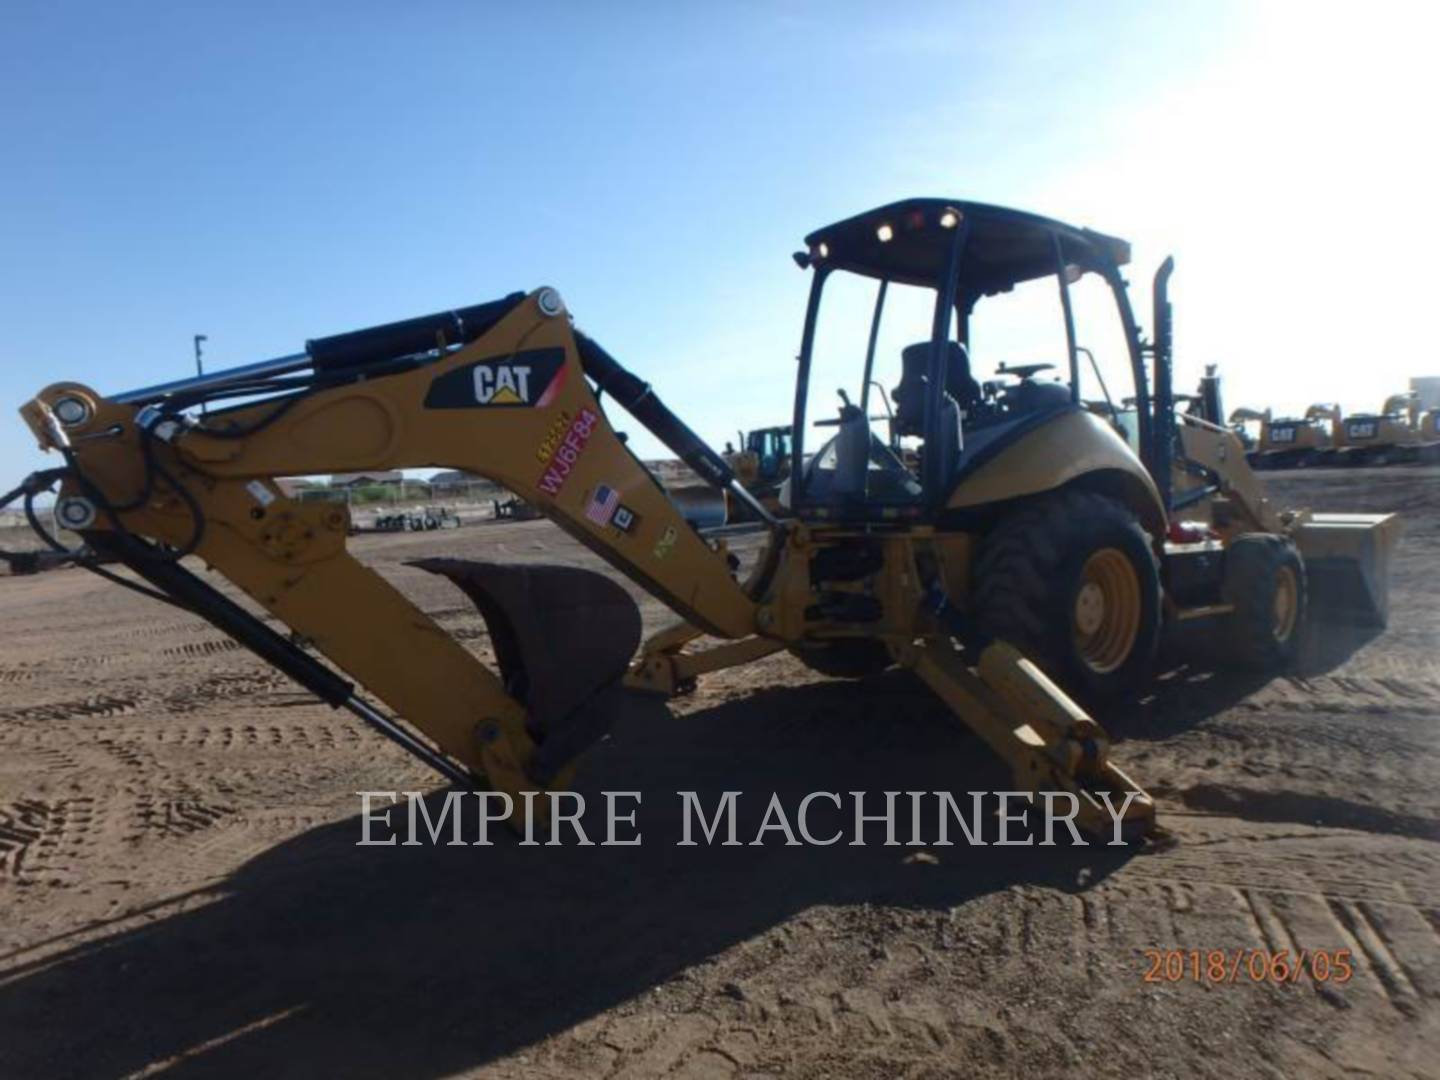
left=413, top=559, right=642, bottom=781
left=1294, top=513, right=1403, bottom=627
left=666, top=483, right=727, bottom=529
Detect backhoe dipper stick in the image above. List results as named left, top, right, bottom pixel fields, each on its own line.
left=92, top=534, right=479, bottom=788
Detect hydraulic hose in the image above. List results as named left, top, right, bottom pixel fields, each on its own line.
left=573, top=331, right=778, bottom=526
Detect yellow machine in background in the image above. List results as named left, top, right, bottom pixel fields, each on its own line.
left=1330, top=392, right=1424, bottom=465
left=723, top=425, right=793, bottom=522
left=1421, top=406, right=1440, bottom=457
left=1231, top=404, right=1337, bottom=469
left=666, top=425, right=794, bottom=527
left=8, top=199, right=1403, bottom=842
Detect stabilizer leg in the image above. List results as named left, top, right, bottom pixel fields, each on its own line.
left=901, top=638, right=1156, bottom=840
left=626, top=623, right=785, bottom=696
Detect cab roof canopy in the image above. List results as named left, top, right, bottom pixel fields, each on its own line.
left=802, top=198, right=1131, bottom=297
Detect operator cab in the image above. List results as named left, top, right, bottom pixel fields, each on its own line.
left=788, top=199, right=1152, bottom=521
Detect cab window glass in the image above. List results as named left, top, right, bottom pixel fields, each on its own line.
left=965, top=276, right=1069, bottom=389
left=1069, top=272, right=1138, bottom=449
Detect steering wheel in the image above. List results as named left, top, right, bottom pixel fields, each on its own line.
left=995, top=362, right=1056, bottom=381
left=815, top=415, right=890, bottom=427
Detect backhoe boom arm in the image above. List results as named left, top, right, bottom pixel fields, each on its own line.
left=21, top=289, right=759, bottom=817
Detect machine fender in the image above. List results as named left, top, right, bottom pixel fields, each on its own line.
left=946, top=411, right=1167, bottom=537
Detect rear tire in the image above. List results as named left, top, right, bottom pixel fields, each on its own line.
left=972, top=489, right=1161, bottom=702
left=1221, top=535, right=1306, bottom=669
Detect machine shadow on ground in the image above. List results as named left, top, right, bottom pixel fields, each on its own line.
left=1108, top=612, right=1383, bottom=742
left=0, top=677, right=1140, bottom=1080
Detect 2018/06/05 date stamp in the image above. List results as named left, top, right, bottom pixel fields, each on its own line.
left=1142, top=949, right=1355, bottom=985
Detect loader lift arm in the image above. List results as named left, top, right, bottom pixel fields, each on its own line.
left=17, top=284, right=1155, bottom=838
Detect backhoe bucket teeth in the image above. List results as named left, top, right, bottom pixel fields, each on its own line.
left=413, top=559, right=642, bottom=782
left=1294, top=513, right=1403, bottom=627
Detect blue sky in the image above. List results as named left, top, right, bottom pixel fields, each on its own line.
left=3, top=2, right=1437, bottom=475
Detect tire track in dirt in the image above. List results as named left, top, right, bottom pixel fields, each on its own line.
left=160, top=639, right=245, bottom=660
left=0, top=694, right=140, bottom=725
left=1247, top=673, right=1440, bottom=714
left=128, top=794, right=233, bottom=841
left=161, top=671, right=295, bottom=714
left=1103, top=819, right=1440, bottom=1016
left=6, top=649, right=140, bottom=671
left=1172, top=784, right=1439, bottom=840
left=0, top=797, right=96, bottom=886
left=6, top=742, right=84, bottom=775
left=1033, top=869, right=1437, bottom=1021
left=28, top=714, right=368, bottom=756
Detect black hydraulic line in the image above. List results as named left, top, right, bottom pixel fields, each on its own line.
left=7, top=458, right=470, bottom=783
left=341, top=698, right=477, bottom=788
left=573, top=330, right=736, bottom=489
left=96, top=534, right=354, bottom=705
left=0, top=471, right=68, bottom=563
left=1170, top=484, right=1219, bottom=512
left=924, top=586, right=995, bottom=656
left=92, top=533, right=477, bottom=786
left=573, top=331, right=779, bottom=527
left=306, top=293, right=526, bottom=373
left=74, top=552, right=193, bottom=610
left=0, top=480, right=28, bottom=511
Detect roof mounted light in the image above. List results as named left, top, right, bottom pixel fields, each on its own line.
left=939, top=209, right=962, bottom=229
left=876, top=223, right=894, bottom=243
left=536, top=287, right=565, bottom=317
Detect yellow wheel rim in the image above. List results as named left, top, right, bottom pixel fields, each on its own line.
left=1273, top=564, right=1300, bottom=642
left=1074, top=548, right=1141, bottom=674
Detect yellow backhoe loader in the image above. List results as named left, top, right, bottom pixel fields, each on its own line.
left=1230, top=404, right=1337, bottom=469
left=6, top=199, right=1402, bottom=843
left=1331, top=392, right=1424, bottom=465
left=1229, top=406, right=1270, bottom=457
left=722, top=425, right=793, bottom=522
left=665, top=426, right=795, bottom=527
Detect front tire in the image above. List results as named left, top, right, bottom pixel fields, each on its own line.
left=972, top=489, right=1161, bottom=701
left=1221, top=535, right=1306, bottom=669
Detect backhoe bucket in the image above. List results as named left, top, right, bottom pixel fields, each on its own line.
left=413, top=559, right=642, bottom=781
left=666, top=483, right=728, bottom=529
left=1293, top=513, right=1403, bottom=627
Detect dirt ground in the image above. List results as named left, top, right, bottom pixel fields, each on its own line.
left=1, top=466, right=1437, bottom=1079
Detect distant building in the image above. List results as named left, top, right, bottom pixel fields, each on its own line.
left=275, top=478, right=317, bottom=498
left=330, top=470, right=404, bottom=488
left=1411, top=377, right=1440, bottom=413
left=429, top=469, right=485, bottom=493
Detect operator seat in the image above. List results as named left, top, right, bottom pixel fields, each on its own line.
left=893, top=341, right=978, bottom=492
left=894, top=342, right=981, bottom=434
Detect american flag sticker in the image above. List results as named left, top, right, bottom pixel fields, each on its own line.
left=585, top=484, right=621, bottom=527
